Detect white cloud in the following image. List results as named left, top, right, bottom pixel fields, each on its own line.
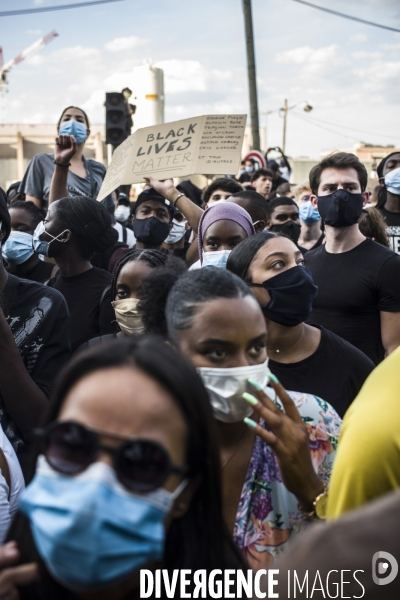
left=276, top=45, right=338, bottom=67
left=105, top=36, right=148, bottom=52
left=27, top=29, right=43, bottom=36
left=380, top=43, right=400, bottom=51
left=155, top=60, right=207, bottom=92
left=276, top=46, right=314, bottom=64
left=25, top=55, right=45, bottom=66
left=350, top=33, right=367, bottom=43
left=352, top=51, right=382, bottom=59
left=33, top=0, right=44, bottom=5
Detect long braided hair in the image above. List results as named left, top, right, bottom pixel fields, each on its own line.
left=110, top=249, right=167, bottom=301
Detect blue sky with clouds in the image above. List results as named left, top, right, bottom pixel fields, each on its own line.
left=1, top=0, right=400, bottom=157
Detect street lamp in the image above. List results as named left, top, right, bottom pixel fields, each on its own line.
left=280, top=100, right=313, bottom=153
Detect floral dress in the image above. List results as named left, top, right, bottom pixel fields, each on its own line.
left=233, top=390, right=341, bottom=571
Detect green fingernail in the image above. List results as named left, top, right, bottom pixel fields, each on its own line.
left=244, top=417, right=258, bottom=429
left=267, top=373, right=280, bottom=384
left=243, top=392, right=259, bottom=406
left=248, top=378, right=262, bottom=391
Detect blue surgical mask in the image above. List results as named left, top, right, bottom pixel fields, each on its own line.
left=245, top=166, right=254, bottom=173
left=299, top=201, right=321, bottom=225
left=2, top=231, right=34, bottom=265
left=384, top=167, right=400, bottom=195
left=58, top=120, right=88, bottom=144
left=202, top=249, right=231, bottom=269
left=32, top=221, right=68, bottom=257
left=20, top=456, right=187, bottom=591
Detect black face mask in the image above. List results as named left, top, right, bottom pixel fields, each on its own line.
left=249, top=266, right=318, bottom=327
left=269, top=221, right=301, bottom=244
left=132, top=216, right=170, bottom=245
left=317, top=189, right=364, bottom=228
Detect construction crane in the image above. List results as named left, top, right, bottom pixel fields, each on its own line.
left=0, top=30, right=58, bottom=121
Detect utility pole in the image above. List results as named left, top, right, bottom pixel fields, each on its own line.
left=282, top=98, right=288, bottom=153
left=242, top=0, right=260, bottom=150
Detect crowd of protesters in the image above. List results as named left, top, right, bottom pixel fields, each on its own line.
left=0, top=104, right=398, bottom=598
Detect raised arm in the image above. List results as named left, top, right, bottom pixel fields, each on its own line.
left=143, top=176, right=204, bottom=234
left=49, top=135, right=77, bottom=205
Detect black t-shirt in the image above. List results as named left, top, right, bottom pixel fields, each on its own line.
left=298, top=233, right=324, bottom=255
left=378, top=207, right=400, bottom=254
left=305, top=239, right=400, bottom=364
left=24, top=260, right=54, bottom=284
left=0, top=274, right=71, bottom=456
left=48, top=267, right=115, bottom=351
left=269, top=325, right=375, bottom=417
left=271, top=174, right=288, bottom=192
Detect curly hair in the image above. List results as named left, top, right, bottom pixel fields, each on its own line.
left=54, top=196, right=118, bottom=259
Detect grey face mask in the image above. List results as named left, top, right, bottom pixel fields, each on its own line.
left=197, top=359, right=270, bottom=422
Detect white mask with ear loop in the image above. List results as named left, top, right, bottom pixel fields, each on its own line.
left=197, top=359, right=271, bottom=422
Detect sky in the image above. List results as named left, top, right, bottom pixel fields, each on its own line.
left=1, top=0, right=400, bottom=157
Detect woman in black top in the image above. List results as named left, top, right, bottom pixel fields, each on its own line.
left=35, top=195, right=118, bottom=350
left=227, top=232, right=375, bottom=417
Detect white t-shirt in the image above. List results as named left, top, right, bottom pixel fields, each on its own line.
left=0, top=425, right=25, bottom=543
left=114, top=222, right=136, bottom=248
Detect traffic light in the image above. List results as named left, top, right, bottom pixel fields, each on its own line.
left=105, top=92, right=127, bottom=147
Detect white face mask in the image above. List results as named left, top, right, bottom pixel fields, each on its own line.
left=197, top=359, right=270, bottom=422
left=385, top=167, right=400, bottom=195
left=164, top=218, right=186, bottom=245
left=202, top=249, right=231, bottom=269
left=114, top=205, right=131, bottom=223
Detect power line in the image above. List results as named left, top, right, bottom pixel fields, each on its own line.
left=291, top=111, right=400, bottom=146
left=291, top=112, right=362, bottom=143
left=299, top=113, right=400, bottom=142
left=290, top=0, right=400, bottom=33
left=0, top=0, right=127, bottom=17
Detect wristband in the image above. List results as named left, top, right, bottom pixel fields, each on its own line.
left=53, top=160, right=71, bottom=168
left=172, top=192, right=185, bottom=206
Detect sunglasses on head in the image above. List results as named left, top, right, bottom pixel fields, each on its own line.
left=34, top=421, right=187, bottom=493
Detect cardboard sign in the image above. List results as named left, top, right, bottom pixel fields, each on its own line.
left=97, top=114, right=246, bottom=201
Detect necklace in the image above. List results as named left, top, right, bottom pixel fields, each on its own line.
left=221, top=428, right=248, bottom=469
left=272, top=326, right=305, bottom=354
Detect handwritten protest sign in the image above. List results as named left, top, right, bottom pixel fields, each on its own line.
left=97, top=114, right=246, bottom=201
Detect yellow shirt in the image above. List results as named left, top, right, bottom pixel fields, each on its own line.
left=327, top=345, right=400, bottom=518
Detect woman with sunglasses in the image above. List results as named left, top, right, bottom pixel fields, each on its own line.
left=138, top=266, right=341, bottom=570
left=4, top=337, right=245, bottom=599
left=226, top=232, right=374, bottom=418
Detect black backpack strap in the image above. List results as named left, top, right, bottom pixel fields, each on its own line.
left=122, top=226, right=127, bottom=244
left=99, top=285, right=111, bottom=310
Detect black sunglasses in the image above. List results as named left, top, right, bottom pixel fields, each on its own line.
left=34, top=421, right=187, bottom=493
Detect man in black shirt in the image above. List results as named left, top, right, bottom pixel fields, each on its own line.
left=377, top=151, right=400, bottom=254
left=305, top=152, right=400, bottom=364
left=0, top=189, right=70, bottom=474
